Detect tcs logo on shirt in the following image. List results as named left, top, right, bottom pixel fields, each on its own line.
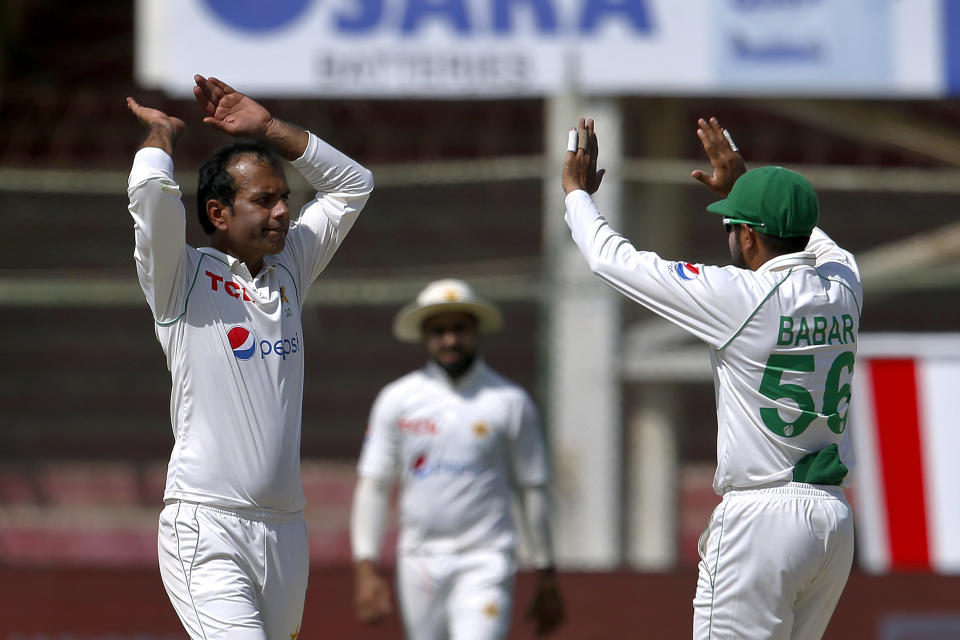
left=227, top=326, right=300, bottom=361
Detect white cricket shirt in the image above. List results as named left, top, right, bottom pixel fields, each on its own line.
left=357, top=359, right=549, bottom=555
left=565, top=190, right=863, bottom=494
left=128, top=134, right=373, bottom=512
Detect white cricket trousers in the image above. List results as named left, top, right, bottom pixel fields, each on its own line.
left=158, top=501, right=309, bottom=640
left=397, top=549, right=516, bottom=640
left=693, top=482, right=854, bottom=640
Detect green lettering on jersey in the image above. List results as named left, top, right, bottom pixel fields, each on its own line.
left=827, top=317, right=843, bottom=345
left=842, top=314, right=856, bottom=344
left=824, top=351, right=856, bottom=434
left=759, top=354, right=817, bottom=437
left=758, top=351, right=857, bottom=439
left=812, top=316, right=827, bottom=345
left=794, top=317, right=811, bottom=347
left=778, top=316, right=794, bottom=346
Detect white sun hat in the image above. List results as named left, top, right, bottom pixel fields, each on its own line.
left=393, top=279, right=503, bottom=343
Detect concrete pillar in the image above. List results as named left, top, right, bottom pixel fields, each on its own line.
left=543, top=90, right=624, bottom=568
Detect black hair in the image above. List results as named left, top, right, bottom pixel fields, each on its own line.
left=756, top=230, right=810, bottom=255
left=195, top=140, right=282, bottom=234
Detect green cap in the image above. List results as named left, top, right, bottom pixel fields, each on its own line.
left=706, top=166, right=819, bottom=238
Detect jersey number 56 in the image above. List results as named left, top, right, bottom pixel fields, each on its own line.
left=758, top=351, right=855, bottom=437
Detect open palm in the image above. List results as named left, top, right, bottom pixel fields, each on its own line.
left=193, top=74, right=272, bottom=138
left=690, top=117, right=746, bottom=197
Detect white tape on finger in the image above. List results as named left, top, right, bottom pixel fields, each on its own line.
left=567, top=130, right=578, bottom=152
left=723, top=129, right=739, bottom=152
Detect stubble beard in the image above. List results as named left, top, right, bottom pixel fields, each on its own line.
left=731, top=234, right=748, bottom=270
left=435, top=350, right=476, bottom=380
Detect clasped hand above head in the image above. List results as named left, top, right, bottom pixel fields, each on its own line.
left=125, top=97, right=186, bottom=156
left=127, top=75, right=308, bottom=160
left=191, top=74, right=274, bottom=140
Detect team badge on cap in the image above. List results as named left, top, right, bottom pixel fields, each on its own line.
left=674, top=262, right=701, bottom=281
left=227, top=326, right=258, bottom=360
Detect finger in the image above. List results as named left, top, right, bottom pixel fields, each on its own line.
left=577, top=118, right=587, bottom=152
left=192, top=81, right=220, bottom=117
left=596, top=168, right=606, bottom=188
left=208, top=76, right=233, bottom=99
left=195, top=76, right=225, bottom=107
left=194, top=74, right=215, bottom=100
left=690, top=169, right=713, bottom=187
left=723, top=128, right=739, bottom=152
left=708, top=117, right=726, bottom=142
left=126, top=97, right=139, bottom=112
left=192, top=86, right=216, bottom=115
left=587, top=118, right=598, bottom=158
left=566, top=129, right=578, bottom=153
left=202, top=116, right=229, bottom=132
left=704, top=117, right=724, bottom=141
left=697, top=120, right=722, bottom=148
left=696, top=125, right=717, bottom=156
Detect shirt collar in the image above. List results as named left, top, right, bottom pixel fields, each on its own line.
left=198, top=246, right=276, bottom=281
left=756, top=250, right=816, bottom=274
left=424, top=357, right=486, bottom=390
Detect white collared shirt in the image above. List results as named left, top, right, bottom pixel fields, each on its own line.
left=127, top=134, right=373, bottom=512
left=565, top=190, right=863, bottom=493
left=357, top=359, right=549, bottom=554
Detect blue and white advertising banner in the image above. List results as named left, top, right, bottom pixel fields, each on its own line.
left=136, top=0, right=953, bottom=97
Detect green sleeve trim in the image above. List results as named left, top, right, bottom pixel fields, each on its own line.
left=275, top=262, right=301, bottom=307
left=716, top=268, right=793, bottom=352
left=818, top=274, right=863, bottom=321
left=793, top=443, right=848, bottom=485
left=155, top=255, right=206, bottom=327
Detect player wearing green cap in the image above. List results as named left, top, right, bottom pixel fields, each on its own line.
left=561, top=117, right=861, bottom=640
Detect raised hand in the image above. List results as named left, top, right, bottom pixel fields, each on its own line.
left=193, top=74, right=308, bottom=160
left=193, top=74, right=273, bottom=139
left=126, top=97, right=185, bottom=155
left=562, top=117, right=606, bottom=196
left=690, top=117, right=747, bottom=197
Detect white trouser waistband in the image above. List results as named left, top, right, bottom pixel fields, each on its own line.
left=723, top=480, right=847, bottom=501
left=167, top=499, right=303, bottom=523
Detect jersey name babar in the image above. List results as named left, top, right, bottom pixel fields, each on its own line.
left=776, top=313, right=856, bottom=347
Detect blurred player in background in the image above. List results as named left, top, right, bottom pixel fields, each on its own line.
left=561, top=118, right=861, bottom=639
left=350, top=278, right=565, bottom=639
left=126, top=75, right=374, bottom=639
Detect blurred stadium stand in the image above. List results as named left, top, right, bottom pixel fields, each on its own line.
left=3, top=2, right=960, bottom=637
